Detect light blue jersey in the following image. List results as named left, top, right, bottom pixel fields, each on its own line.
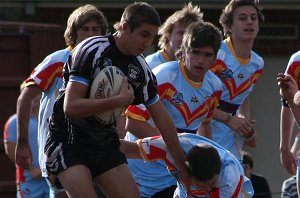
left=125, top=61, right=222, bottom=197
left=145, top=49, right=172, bottom=70
left=138, top=133, right=254, bottom=198
left=210, top=37, right=264, bottom=160
left=26, top=48, right=71, bottom=177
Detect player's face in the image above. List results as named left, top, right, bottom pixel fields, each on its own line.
left=191, top=174, right=219, bottom=193
left=227, top=5, right=259, bottom=41
left=122, top=23, right=158, bottom=56
left=168, top=22, right=187, bottom=54
left=76, top=19, right=102, bottom=45
left=184, top=46, right=216, bottom=82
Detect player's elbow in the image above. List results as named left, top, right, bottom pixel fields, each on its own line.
left=64, top=103, right=78, bottom=119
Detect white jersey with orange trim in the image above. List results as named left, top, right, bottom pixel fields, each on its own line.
left=25, top=47, right=71, bottom=177
left=210, top=37, right=264, bottom=160
left=145, top=49, right=172, bottom=70
left=137, top=133, right=254, bottom=198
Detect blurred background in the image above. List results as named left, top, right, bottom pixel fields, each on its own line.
left=1, top=1, right=300, bottom=197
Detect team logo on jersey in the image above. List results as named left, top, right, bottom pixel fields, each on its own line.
left=191, top=96, right=199, bottom=104
left=218, top=68, right=233, bottom=80
left=128, top=64, right=144, bottom=89
left=171, top=92, right=184, bottom=105
left=238, top=72, right=244, bottom=79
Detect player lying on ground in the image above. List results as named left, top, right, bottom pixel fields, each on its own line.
left=120, top=133, right=254, bottom=198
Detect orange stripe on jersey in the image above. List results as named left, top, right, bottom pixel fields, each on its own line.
left=210, top=188, right=220, bottom=198
left=30, top=62, right=64, bottom=91
left=137, top=137, right=176, bottom=170
left=160, top=49, right=173, bottom=62
left=211, top=60, right=263, bottom=100
left=203, top=90, right=222, bottom=123
left=159, top=83, right=214, bottom=126
left=125, top=105, right=151, bottom=121
left=231, top=175, right=244, bottom=198
left=286, top=61, right=300, bottom=86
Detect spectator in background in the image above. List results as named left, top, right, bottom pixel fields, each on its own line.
left=3, top=82, right=49, bottom=198
left=242, top=151, right=272, bottom=198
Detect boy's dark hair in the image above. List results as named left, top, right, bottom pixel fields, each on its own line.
left=242, top=151, right=254, bottom=169
left=114, top=2, right=161, bottom=32
left=219, top=0, right=264, bottom=36
left=185, top=144, right=221, bottom=181
left=177, top=21, right=223, bottom=59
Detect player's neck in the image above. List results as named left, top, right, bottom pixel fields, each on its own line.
left=164, top=47, right=176, bottom=61
left=113, top=32, right=129, bottom=55
left=230, top=36, right=253, bottom=59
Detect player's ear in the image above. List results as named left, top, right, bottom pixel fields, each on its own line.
left=120, top=22, right=130, bottom=32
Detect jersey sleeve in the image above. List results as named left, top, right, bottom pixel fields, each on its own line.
left=125, top=104, right=151, bottom=122
left=285, top=52, right=300, bottom=87
left=219, top=164, right=246, bottom=198
left=27, top=50, right=66, bottom=91
left=137, top=136, right=176, bottom=170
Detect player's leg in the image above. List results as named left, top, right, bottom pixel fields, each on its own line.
left=95, top=163, right=140, bottom=198
left=58, top=164, right=97, bottom=198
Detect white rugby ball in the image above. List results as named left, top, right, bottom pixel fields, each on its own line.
left=90, top=66, right=125, bottom=124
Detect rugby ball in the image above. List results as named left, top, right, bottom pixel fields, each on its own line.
left=90, top=66, right=125, bottom=124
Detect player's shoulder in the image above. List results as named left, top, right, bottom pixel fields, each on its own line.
left=153, top=61, right=179, bottom=75
left=74, top=35, right=110, bottom=53
left=250, top=50, right=264, bottom=68
left=145, top=51, right=160, bottom=60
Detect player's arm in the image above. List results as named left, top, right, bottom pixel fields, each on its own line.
left=64, top=78, right=134, bottom=119
left=213, top=98, right=254, bottom=139
left=146, top=100, right=191, bottom=192
left=280, top=105, right=297, bottom=175
left=119, top=139, right=142, bottom=159
left=197, top=122, right=212, bottom=139
left=126, top=117, right=160, bottom=138
left=16, top=84, right=41, bottom=169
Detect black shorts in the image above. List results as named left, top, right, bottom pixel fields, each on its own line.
left=45, top=135, right=127, bottom=180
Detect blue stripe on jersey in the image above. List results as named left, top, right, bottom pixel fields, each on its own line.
left=69, top=75, right=90, bottom=86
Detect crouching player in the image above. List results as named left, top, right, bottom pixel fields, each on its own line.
left=120, top=133, right=253, bottom=198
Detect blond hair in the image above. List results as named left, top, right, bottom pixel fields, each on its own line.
left=158, top=3, right=203, bottom=49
